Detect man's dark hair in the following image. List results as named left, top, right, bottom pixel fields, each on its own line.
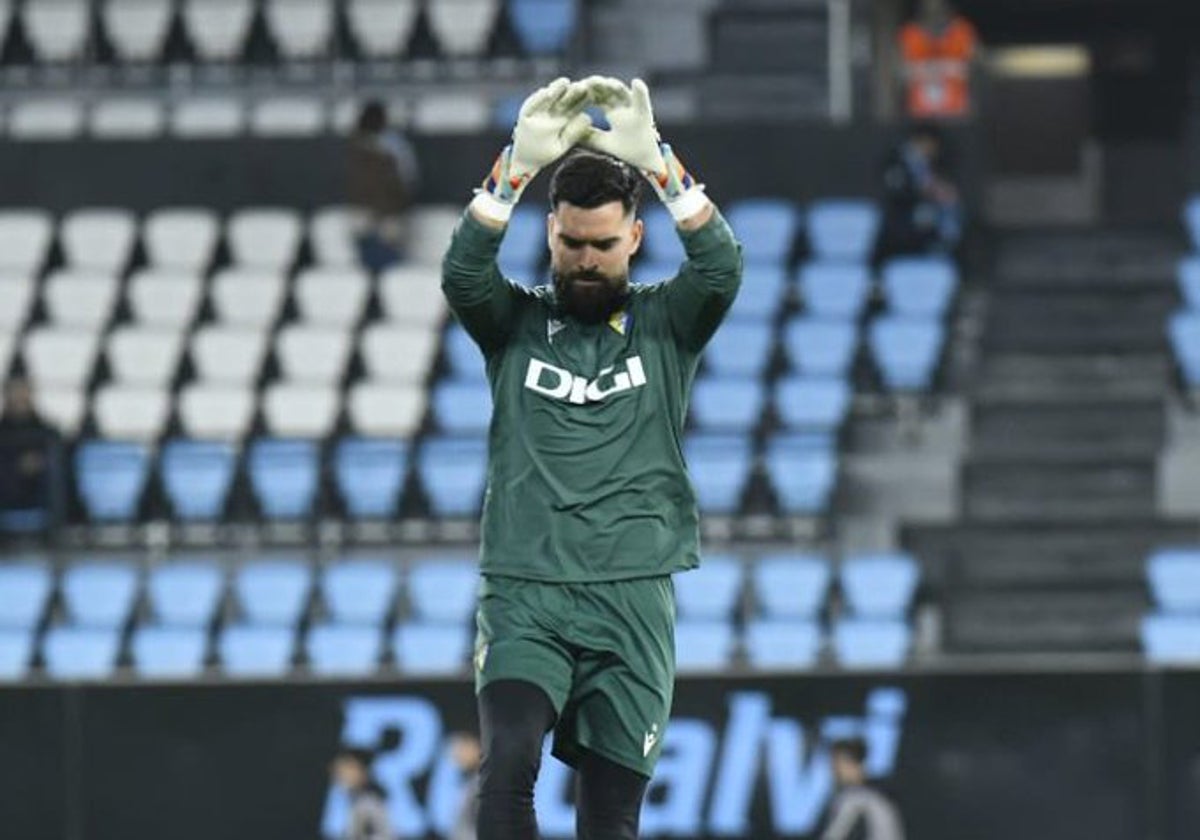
left=357, top=100, right=387, bottom=134
left=830, top=737, right=868, bottom=765
left=549, top=149, right=642, bottom=215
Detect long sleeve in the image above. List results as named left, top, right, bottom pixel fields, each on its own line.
left=441, top=211, right=524, bottom=353
left=661, top=208, right=743, bottom=353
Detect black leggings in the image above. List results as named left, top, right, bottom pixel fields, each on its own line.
left=477, top=680, right=649, bottom=840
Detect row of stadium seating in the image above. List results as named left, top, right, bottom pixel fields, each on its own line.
left=1141, top=546, right=1200, bottom=663
left=0, top=548, right=921, bottom=678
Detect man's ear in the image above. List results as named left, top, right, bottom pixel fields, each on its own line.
left=546, top=211, right=556, bottom=249
left=629, top=217, right=644, bottom=256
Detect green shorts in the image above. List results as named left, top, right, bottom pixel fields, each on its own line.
left=474, top=574, right=676, bottom=777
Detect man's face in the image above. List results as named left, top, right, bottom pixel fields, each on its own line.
left=548, top=200, right=642, bottom=324
left=832, top=752, right=863, bottom=786
left=3, top=380, right=33, bottom=417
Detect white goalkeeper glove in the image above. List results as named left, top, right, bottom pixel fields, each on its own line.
left=472, top=77, right=592, bottom=224
left=581, top=77, right=710, bottom=223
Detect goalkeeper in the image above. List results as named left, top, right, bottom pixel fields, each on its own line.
left=441, top=76, right=742, bottom=840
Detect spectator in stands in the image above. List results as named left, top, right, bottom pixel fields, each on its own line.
left=0, top=375, right=62, bottom=532
left=898, top=0, right=979, bottom=121
left=347, top=100, right=420, bottom=272
left=329, top=729, right=399, bottom=840
left=449, top=731, right=482, bottom=840
left=873, top=122, right=962, bottom=265
left=819, top=737, right=906, bottom=840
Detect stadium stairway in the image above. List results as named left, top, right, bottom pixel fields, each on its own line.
left=906, top=230, right=1200, bottom=655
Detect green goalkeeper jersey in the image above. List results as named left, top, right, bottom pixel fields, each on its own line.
left=441, top=209, right=742, bottom=582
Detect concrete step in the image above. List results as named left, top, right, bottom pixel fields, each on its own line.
left=983, top=289, right=1175, bottom=353
left=962, top=458, right=1157, bottom=522
left=971, top=401, right=1165, bottom=459
left=973, top=353, right=1171, bottom=403
left=945, top=589, right=1146, bottom=653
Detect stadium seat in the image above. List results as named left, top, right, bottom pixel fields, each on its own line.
left=43, top=270, right=120, bottom=329
left=249, top=97, right=326, bottom=137
left=806, top=199, right=880, bottom=261
left=0, top=560, right=52, bottom=629
left=308, top=206, right=362, bottom=267
left=497, top=206, right=548, bottom=279
left=508, top=0, right=578, bottom=54
left=211, top=268, right=287, bottom=328
left=703, top=320, right=775, bottom=377
left=131, top=626, right=208, bottom=678
left=160, top=439, right=239, bottom=520
left=1145, top=548, right=1200, bottom=613
left=219, top=623, right=295, bottom=676
left=840, top=553, right=919, bottom=618
left=763, top=435, right=837, bottom=514
left=226, top=208, right=303, bottom=271
left=321, top=555, right=399, bottom=624
left=640, top=205, right=685, bottom=265
left=60, top=209, right=137, bottom=273
left=683, top=434, right=753, bottom=514
left=753, top=552, right=832, bottom=619
left=234, top=557, right=312, bottom=625
left=22, top=0, right=89, bottom=62
left=378, top=264, right=449, bottom=325
left=774, top=375, right=851, bottom=437
left=262, top=384, right=340, bottom=438
left=783, top=318, right=858, bottom=377
left=62, top=560, right=139, bottom=627
left=275, top=326, right=352, bottom=386
left=0, top=274, right=36, bottom=331
left=106, top=326, right=185, bottom=386
left=1178, top=257, right=1200, bottom=310
left=726, top=264, right=787, bottom=321
left=347, top=382, right=428, bottom=438
left=90, top=98, right=166, bottom=139
left=1184, top=195, right=1200, bottom=251
left=42, top=627, right=121, bottom=679
left=147, top=560, right=225, bottom=626
left=248, top=439, right=320, bottom=520
left=171, top=96, right=246, bottom=138
left=306, top=623, right=383, bottom=676
left=425, top=0, right=499, bottom=57
left=832, top=618, right=911, bottom=669
left=673, top=554, right=743, bottom=620
left=142, top=208, right=220, bottom=272
left=409, top=206, right=462, bottom=266
left=182, top=0, right=254, bottom=61
left=869, top=316, right=944, bottom=391
left=393, top=622, right=469, bottom=674
left=23, top=327, right=100, bottom=389
left=92, top=385, right=171, bottom=442
left=346, top=0, right=420, bottom=58
left=33, top=388, right=88, bottom=436
left=443, top=325, right=489, bottom=382
left=9, top=98, right=85, bottom=140
left=264, top=0, right=334, bottom=59
left=689, top=378, right=766, bottom=432
left=294, top=266, right=371, bottom=327
left=102, top=0, right=174, bottom=62
left=674, top=620, right=736, bottom=672
left=432, top=379, right=494, bottom=435
left=1169, top=311, right=1200, bottom=387
left=881, top=256, right=958, bottom=318
left=334, top=438, right=409, bottom=518
left=177, top=384, right=256, bottom=441
left=75, top=441, right=151, bottom=521
left=0, top=629, right=35, bottom=680
left=726, top=199, right=800, bottom=264
left=0, top=210, right=53, bottom=275
left=798, top=261, right=873, bottom=319
left=744, top=619, right=821, bottom=669
left=190, top=326, right=269, bottom=386
left=1141, top=613, right=1200, bottom=663
left=408, top=557, right=478, bottom=623
left=412, top=93, right=491, bottom=134
left=361, top=324, right=441, bottom=384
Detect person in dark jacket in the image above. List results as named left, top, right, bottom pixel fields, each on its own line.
left=0, top=375, right=62, bottom=531
left=873, top=123, right=961, bottom=266
left=819, top=737, right=906, bottom=840
left=329, top=730, right=399, bottom=840
left=347, top=99, right=420, bottom=271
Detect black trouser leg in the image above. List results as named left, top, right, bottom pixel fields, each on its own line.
left=476, top=680, right=558, bottom=840
left=575, top=749, right=650, bottom=840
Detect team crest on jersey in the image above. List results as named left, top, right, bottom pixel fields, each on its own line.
left=608, top=309, right=631, bottom=335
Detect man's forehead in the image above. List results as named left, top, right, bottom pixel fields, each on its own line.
left=552, top=201, right=633, bottom=235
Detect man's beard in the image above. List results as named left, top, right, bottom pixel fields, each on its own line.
left=553, top=268, right=629, bottom=325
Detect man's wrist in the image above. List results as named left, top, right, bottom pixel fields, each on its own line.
left=470, top=191, right=515, bottom=226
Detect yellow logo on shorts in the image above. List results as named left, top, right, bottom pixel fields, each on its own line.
left=474, top=642, right=489, bottom=673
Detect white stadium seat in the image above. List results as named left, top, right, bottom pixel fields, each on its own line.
left=0, top=274, right=36, bottom=332
left=177, top=383, right=256, bottom=441
left=171, top=97, right=245, bottom=139
left=347, top=381, right=426, bottom=438
left=378, top=264, right=448, bottom=325
left=9, top=99, right=85, bottom=140
left=102, top=0, right=174, bottom=62
left=0, top=210, right=53, bottom=275
left=360, top=324, right=440, bottom=384
left=190, top=326, right=268, bottom=386
left=143, top=208, right=220, bottom=272
left=275, top=326, right=351, bottom=385
left=182, top=0, right=254, bottom=61
left=346, top=0, right=420, bottom=58
left=264, top=0, right=335, bottom=60
left=34, top=388, right=87, bottom=435
left=60, top=209, right=138, bottom=273
left=93, top=385, right=171, bottom=442
left=407, top=206, right=462, bottom=266
left=226, top=208, right=302, bottom=271
left=127, top=269, right=204, bottom=327
left=42, top=270, right=120, bottom=329
left=308, top=206, right=364, bottom=267
left=106, top=326, right=185, bottom=386
left=90, top=98, right=165, bottom=139
left=262, top=383, right=339, bottom=438
left=425, top=0, right=499, bottom=57
left=22, top=0, right=89, bottom=62
left=210, top=268, right=287, bottom=328
left=412, top=93, right=490, bottom=134
left=249, top=97, right=326, bottom=137
left=294, top=266, right=370, bottom=327
left=23, top=328, right=100, bottom=389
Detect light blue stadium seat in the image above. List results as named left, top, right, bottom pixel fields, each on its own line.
left=1178, top=257, right=1200, bottom=309
left=0, top=628, right=34, bottom=679
left=832, top=618, right=911, bottom=668
left=869, top=316, right=944, bottom=391
left=508, top=0, right=579, bottom=54
left=807, top=199, right=880, bottom=261
left=62, top=560, right=139, bottom=628
left=160, top=439, right=238, bottom=520
left=416, top=436, right=489, bottom=517
left=1184, top=195, right=1200, bottom=251
left=443, top=324, right=488, bottom=382
left=248, top=438, right=319, bottom=520
left=43, top=626, right=121, bottom=679
left=306, top=623, right=384, bottom=676
left=492, top=94, right=524, bottom=130
left=783, top=317, right=858, bottom=377
left=408, top=557, right=478, bottom=623
left=703, top=320, right=775, bottom=377
left=1146, top=548, right=1200, bottom=613
left=775, top=375, right=851, bottom=438
left=0, top=560, right=52, bottom=629
left=881, top=256, right=958, bottom=317
left=641, top=205, right=684, bottom=265
left=1141, top=613, right=1200, bottom=663
left=840, top=553, right=919, bottom=618
left=764, top=435, right=837, bottom=514
left=727, top=264, right=787, bottom=321
left=744, top=619, right=821, bottom=669
left=632, top=258, right=678, bottom=286
left=334, top=438, right=409, bottom=519
left=798, top=261, right=872, bottom=319
left=497, top=205, right=547, bottom=281
left=219, top=623, right=295, bottom=676
left=393, top=622, right=470, bottom=674
left=1169, top=311, right=1200, bottom=386
left=726, top=198, right=799, bottom=264
left=75, top=440, right=150, bottom=521
left=673, top=554, right=743, bottom=620
left=689, top=377, right=766, bottom=432
left=675, top=619, right=737, bottom=672
left=131, top=625, right=208, bottom=678
left=684, top=434, right=754, bottom=514
left=433, top=379, right=494, bottom=435
left=147, top=560, right=224, bottom=627
left=321, top=555, right=398, bottom=625
left=753, top=552, right=832, bottom=619
left=234, top=557, right=312, bottom=626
